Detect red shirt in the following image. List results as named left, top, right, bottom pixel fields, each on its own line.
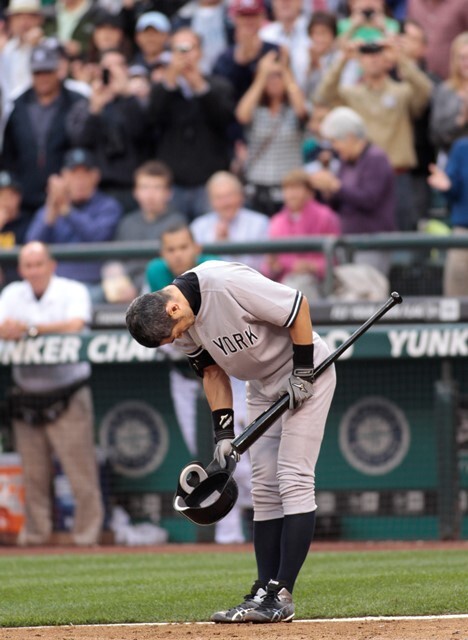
left=408, top=0, right=468, bottom=79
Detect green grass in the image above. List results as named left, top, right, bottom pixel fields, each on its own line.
left=1, top=549, right=467, bottom=627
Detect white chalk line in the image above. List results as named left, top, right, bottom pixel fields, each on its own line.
left=11, top=614, right=468, bottom=630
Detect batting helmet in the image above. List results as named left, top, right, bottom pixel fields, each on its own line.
left=173, top=457, right=238, bottom=526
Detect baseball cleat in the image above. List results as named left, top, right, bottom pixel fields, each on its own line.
left=211, top=580, right=266, bottom=623
left=244, top=579, right=295, bottom=623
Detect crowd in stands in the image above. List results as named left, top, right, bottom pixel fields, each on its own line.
left=1, top=0, right=468, bottom=300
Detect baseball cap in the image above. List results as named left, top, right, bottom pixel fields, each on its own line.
left=0, top=171, right=21, bottom=192
left=232, top=0, right=265, bottom=16
left=63, top=148, right=97, bottom=170
left=30, top=43, right=60, bottom=73
left=5, top=0, right=42, bottom=16
left=136, top=11, right=171, bottom=33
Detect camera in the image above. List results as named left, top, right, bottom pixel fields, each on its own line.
left=102, top=68, right=111, bottom=85
left=362, top=8, right=375, bottom=20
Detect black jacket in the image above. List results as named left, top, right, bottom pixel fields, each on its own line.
left=69, top=96, right=151, bottom=189
left=2, top=86, right=84, bottom=213
left=147, top=76, right=235, bottom=187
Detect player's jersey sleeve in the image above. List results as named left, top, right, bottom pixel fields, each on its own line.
left=222, top=263, right=303, bottom=328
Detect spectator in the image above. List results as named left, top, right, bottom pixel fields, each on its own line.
left=190, top=171, right=269, bottom=270
left=145, top=223, right=208, bottom=293
left=427, top=138, right=468, bottom=297
left=302, top=101, right=340, bottom=178
left=43, top=36, right=92, bottom=98
left=132, top=11, right=171, bottom=74
left=313, top=106, right=395, bottom=277
left=0, top=241, right=104, bottom=546
left=45, top=0, right=103, bottom=60
left=265, top=168, right=340, bottom=299
left=172, top=0, right=232, bottom=74
left=127, top=63, right=151, bottom=105
left=2, top=42, right=85, bottom=217
left=338, top=0, right=400, bottom=43
left=145, top=223, right=252, bottom=545
left=25, top=148, right=122, bottom=300
left=147, top=28, right=235, bottom=220
left=430, top=32, right=468, bottom=156
left=0, top=170, right=29, bottom=287
left=316, top=38, right=432, bottom=230
left=86, top=10, right=133, bottom=64
left=113, top=160, right=186, bottom=294
left=0, top=0, right=44, bottom=123
left=408, top=0, right=468, bottom=80
left=69, top=48, right=150, bottom=212
left=259, top=0, right=310, bottom=91
left=399, top=19, right=437, bottom=223
left=305, top=11, right=340, bottom=100
left=0, top=170, right=28, bottom=248
left=235, top=49, right=308, bottom=217
left=213, top=0, right=277, bottom=103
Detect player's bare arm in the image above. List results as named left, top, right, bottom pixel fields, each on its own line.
left=202, top=364, right=233, bottom=411
left=287, top=296, right=315, bottom=410
left=289, top=296, right=313, bottom=345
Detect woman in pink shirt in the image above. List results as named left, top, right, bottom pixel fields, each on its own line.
left=264, top=168, right=341, bottom=298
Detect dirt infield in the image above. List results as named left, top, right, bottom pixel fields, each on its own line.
left=2, top=618, right=468, bottom=640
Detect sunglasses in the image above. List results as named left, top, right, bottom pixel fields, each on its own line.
left=172, top=43, right=196, bottom=53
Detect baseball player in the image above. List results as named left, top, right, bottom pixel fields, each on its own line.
left=126, top=260, right=336, bottom=623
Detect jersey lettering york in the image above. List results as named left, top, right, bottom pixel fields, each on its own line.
left=174, top=262, right=304, bottom=383
left=212, top=325, right=259, bottom=356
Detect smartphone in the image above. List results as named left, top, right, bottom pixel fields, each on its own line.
left=362, top=8, right=375, bottom=19
left=102, top=68, right=111, bottom=86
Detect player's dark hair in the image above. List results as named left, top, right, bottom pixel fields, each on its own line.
left=126, top=291, right=175, bottom=348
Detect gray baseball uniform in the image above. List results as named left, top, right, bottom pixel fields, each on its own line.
left=174, top=261, right=336, bottom=520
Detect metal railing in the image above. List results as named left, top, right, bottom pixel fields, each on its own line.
left=1, top=231, right=464, bottom=295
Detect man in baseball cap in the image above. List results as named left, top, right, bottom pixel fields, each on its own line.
left=30, top=41, right=60, bottom=73
left=62, top=148, right=97, bottom=171
left=133, top=11, right=171, bottom=72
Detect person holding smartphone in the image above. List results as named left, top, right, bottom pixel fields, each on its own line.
left=338, top=0, right=400, bottom=45
left=68, top=49, right=151, bottom=213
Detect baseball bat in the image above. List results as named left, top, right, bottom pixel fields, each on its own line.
left=232, top=291, right=403, bottom=455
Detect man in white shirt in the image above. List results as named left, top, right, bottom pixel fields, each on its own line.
left=190, top=171, right=269, bottom=271
left=0, top=0, right=44, bottom=127
left=0, top=241, right=104, bottom=546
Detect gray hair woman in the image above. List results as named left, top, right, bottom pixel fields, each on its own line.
left=309, top=106, right=396, bottom=276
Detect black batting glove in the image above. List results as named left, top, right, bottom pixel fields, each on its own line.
left=287, top=343, right=315, bottom=410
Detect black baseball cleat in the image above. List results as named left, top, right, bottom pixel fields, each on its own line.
left=244, top=579, right=295, bottom=623
left=211, top=580, right=266, bottom=623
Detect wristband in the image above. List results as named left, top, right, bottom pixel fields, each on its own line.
left=292, top=343, right=314, bottom=369
left=212, top=408, right=235, bottom=443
